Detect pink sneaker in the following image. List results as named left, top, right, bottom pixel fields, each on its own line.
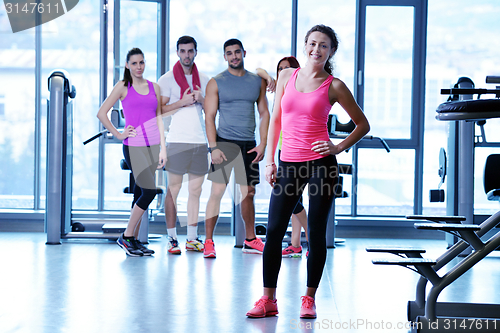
left=246, top=296, right=278, bottom=318
left=243, top=237, right=265, bottom=254
left=282, top=245, right=302, bottom=257
left=203, top=239, right=216, bottom=258
left=300, top=296, right=316, bottom=318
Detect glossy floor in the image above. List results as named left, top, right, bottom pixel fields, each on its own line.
left=1, top=233, right=499, bottom=333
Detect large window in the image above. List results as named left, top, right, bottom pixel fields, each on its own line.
left=40, top=0, right=101, bottom=210
left=2, top=0, right=500, bottom=226
left=423, top=0, right=500, bottom=216
left=0, top=13, right=36, bottom=209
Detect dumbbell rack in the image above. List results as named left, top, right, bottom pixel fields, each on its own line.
left=367, top=214, right=500, bottom=332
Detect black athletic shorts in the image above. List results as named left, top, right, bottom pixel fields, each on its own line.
left=207, top=135, right=260, bottom=187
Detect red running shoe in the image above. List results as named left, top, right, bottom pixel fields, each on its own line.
left=300, top=296, right=317, bottom=318
left=246, top=296, right=278, bottom=318
left=243, top=237, right=265, bottom=254
left=282, top=245, right=303, bottom=257
left=203, top=239, right=216, bottom=258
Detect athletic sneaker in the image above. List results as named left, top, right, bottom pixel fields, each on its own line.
left=186, top=238, right=204, bottom=252
left=117, top=234, right=143, bottom=257
left=282, top=245, right=302, bottom=257
left=243, top=237, right=265, bottom=254
left=135, top=239, right=155, bottom=256
left=203, top=239, right=216, bottom=258
left=300, top=296, right=317, bottom=319
left=167, top=236, right=181, bottom=255
left=246, top=296, right=278, bottom=318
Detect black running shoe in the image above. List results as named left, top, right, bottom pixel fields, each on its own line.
left=117, top=234, right=143, bottom=256
left=135, top=239, right=155, bottom=256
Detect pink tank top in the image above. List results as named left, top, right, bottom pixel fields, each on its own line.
left=280, top=68, right=333, bottom=162
left=122, top=80, right=161, bottom=147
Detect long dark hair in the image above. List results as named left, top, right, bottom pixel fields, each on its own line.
left=123, top=47, right=144, bottom=87
left=276, top=56, right=301, bottom=79
left=304, top=25, right=339, bottom=75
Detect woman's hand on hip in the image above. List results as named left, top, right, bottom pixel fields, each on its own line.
left=311, top=140, right=341, bottom=155
left=117, top=125, right=136, bottom=141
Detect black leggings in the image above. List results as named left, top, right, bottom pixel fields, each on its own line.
left=263, top=155, right=338, bottom=288
left=278, top=149, right=305, bottom=215
left=122, top=144, right=159, bottom=211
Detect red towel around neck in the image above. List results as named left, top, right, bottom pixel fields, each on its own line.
left=173, top=60, right=201, bottom=98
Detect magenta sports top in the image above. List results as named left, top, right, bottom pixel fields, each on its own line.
left=280, top=68, right=334, bottom=162
left=121, top=80, right=161, bottom=147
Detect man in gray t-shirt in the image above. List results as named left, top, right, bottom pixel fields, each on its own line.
left=203, top=38, right=270, bottom=258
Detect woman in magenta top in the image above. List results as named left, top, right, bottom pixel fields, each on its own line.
left=247, top=25, right=370, bottom=318
left=97, top=48, right=166, bottom=257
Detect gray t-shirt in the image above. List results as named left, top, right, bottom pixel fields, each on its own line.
left=214, top=69, right=262, bottom=141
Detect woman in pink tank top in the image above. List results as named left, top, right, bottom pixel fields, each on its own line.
left=97, top=48, right=166, bottom=257
left=247, top=25, right=370, bottom=319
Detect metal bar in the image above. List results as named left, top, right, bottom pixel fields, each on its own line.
left=34, top=12, right=42, bottom=210
left=98, top=0, right=109, bottom=211
left=291, top=0, right=298, bottom=57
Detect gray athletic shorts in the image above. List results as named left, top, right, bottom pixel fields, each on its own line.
left=165, top=143, right=209, bottom=175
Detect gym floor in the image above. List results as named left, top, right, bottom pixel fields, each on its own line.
left=1, top=232, right=499, bottom=333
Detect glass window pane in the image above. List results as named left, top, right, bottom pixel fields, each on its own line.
left=423, top=0, right=500, bottom=216
left=332, top=146, right=353, bottom=216
left=104, top=144, right=134, bottom=210
left=357, top=149, right=414, bottom=216
left=40, top=0, right=101, bottom=210
left=120, top=1, right=158, bottom=81
left=297, top=0, right=356, bottom=92
left=364, top=6, right=414, bottom=140
left=0, top=17, right=35, bottom=209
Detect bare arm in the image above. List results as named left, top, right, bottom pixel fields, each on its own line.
left=153, top=83, right=167, bottom=168
left=204, top=78, right=226, bottom=164
left=312, top=78, right=370, bottom=155
left=248, top=79, right=270, bottom=163
left=160, top=87, right=195, bottom=117
left=264, top=69, right=293, bottom=186
left=330, top=79, right=370, bottom=152
left=256, top=68, right=276, bottom=93
left=96, top=82, right=134, bottom=140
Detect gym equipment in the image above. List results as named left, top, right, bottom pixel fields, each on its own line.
left=429, top=148, right=446, bottom=202
left=45, top=70, right=77, bottom=244
left=367, top=76, right=500, bottom=332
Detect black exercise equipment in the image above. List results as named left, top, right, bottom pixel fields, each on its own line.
left=367, top=76, right=500, bottom=332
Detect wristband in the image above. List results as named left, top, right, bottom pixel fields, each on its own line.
left=208, top=146, right=219, bottom=153
left=265, top=163, right=276, bottom=167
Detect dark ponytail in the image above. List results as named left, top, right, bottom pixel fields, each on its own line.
left=304, top=25, right=339, bottom=75
left=123, top=47, right=144, bottom=87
